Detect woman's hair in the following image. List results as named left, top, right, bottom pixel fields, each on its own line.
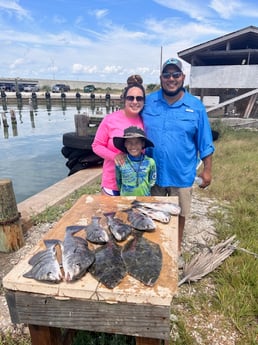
left=126, top=75, right=143, bottom=86
left=123, top=75, right=145, bottom=101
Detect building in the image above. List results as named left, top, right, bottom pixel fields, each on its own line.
left=178, top=26, right=258, bottom=117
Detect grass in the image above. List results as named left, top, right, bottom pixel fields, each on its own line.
left=173, top=122, right=258, bottom=344
left=207, top=125, right=258, bottom=344
left=2, top=123, right=258, bottom=344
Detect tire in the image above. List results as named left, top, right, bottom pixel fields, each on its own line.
left=63, top=132, right=95, bottom=150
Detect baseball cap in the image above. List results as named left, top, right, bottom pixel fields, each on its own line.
left=162, top=58, right=183, bottom=72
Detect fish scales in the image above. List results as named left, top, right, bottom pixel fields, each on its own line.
left=121, top=234, right=162, bottom=286
left=61, top=225, right=95, bottom=281
left=103, top=212, right=132, bottom=241
left=123, top=208, right=156, bottom=231
left=23, top=239, right=62, bottom=283
left=132, top=205, right=171, bottom=223
left=131, top=200, right=181, bottom=215
left=86, top=216, right=109, bottom=244
left=89, top=239, right=127, bottom=289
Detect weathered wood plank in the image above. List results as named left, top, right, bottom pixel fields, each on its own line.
left=29, top=325, right=63, bottom=345
left=4, top=195, right=178, bottom=305
left=136, top=337, right=162, bottom=345
left=5, top=291, right=171, bottom=340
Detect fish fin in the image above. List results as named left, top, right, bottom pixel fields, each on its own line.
left=65, top=225, right=86, bottom=235
left=23, top=269, right=34, bottom=279
left=28, top=249, right=48, bottom=266
left=122, top=208, right=133, bottom=213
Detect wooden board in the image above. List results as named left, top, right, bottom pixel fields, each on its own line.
left=3, top=195, right=178, bottom=340
left=4, top=195, right=178, bottom=305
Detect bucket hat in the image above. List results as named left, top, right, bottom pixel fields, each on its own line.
left=113, top=126, right=154, bottom=153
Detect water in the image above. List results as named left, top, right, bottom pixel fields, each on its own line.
left=0, top=102, right=107, bottom=203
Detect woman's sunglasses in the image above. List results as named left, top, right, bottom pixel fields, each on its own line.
left=125, top=96, right=144, bottom=102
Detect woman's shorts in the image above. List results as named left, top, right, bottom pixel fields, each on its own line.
left=101, top=187, right=120, bottom=196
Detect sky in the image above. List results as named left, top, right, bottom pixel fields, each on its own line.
left=0, top=0, right=257, bottom=85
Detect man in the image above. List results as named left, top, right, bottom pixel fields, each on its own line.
left=141, top=57, right=215, bottom=266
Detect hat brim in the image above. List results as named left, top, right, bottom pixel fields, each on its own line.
left=113, top=136, right=154, bottom=153
left=162, top=64, right=182, bottom=72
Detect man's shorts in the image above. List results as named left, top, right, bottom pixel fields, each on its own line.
left=151, top=185, right=192, bottom=218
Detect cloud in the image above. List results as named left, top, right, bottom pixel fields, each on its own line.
left=210, top=0, right=258, bottom=19
left=153, top=0, right=214, bottom=21
left=89, top=8, right=109, bottom=19
left=53, top=15, right=66, bottom=25
left=0, top=0, right=31, bottom=19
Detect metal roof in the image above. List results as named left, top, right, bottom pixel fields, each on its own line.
left=178, top=26, right=258, bottom=66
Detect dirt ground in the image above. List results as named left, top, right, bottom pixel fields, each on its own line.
left=0, top=189, right=239, bottom=344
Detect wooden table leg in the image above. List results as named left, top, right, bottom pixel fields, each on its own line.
left=135, top=337, right=162, bottom=345
left=28, top=325, right=63, bottom=345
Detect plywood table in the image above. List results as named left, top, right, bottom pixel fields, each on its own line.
left=3, top=195, right=178, bottom=345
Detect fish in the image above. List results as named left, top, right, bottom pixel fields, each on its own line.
left=121, top=232, right=162, bottom=286
left=89, top=238, right=127, bottom=289
left=103, top=212, right=132, bottom=241
left=132, top=205, right=171, bottom=224
left=85, top=216, right=109, bottom=244
left=131, top=200, right=181, bottom=215
left=61, top=225, right=95, bottom=281
left=122, top=208, right=156, bottom=231
left=23, top=239, right=62, bottom=283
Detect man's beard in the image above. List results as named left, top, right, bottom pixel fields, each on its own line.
left=162, top=85, right=184, bottom=97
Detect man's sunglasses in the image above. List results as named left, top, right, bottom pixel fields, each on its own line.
left=125, top=96, right=144, bottom=102
left=161, top=71, right=183, bottom=79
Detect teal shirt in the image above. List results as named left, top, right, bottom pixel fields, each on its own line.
left=115, top=154, right=156, bottom=196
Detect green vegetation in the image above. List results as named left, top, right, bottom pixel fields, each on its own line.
left=31, top=179, right=101, bottom=224
left=2, top=123, right=258, bottom=344
left=173, top=122, right=258, bottom=344
left=0, top=332, right=30, bottom=345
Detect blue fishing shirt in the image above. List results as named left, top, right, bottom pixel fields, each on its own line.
left=141, top=89, right=215, bottom=187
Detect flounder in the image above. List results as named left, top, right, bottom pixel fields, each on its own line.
left=23, top=239, right=62, bottom=283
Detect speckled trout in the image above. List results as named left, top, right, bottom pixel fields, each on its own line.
left=131, top=200, right=181, bottom=215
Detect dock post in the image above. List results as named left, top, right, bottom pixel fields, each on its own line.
left=0, top=179, right=24, bottom=252
left=74, top=113, right=89, bottom=136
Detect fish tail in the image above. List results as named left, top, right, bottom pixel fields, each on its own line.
left=43, top=239, right=61, bottom=248
left=103, top=211, right=116, bottom=217
left=65, top=225, right=87, bottom=235
left=122, top=208, right=132, bottom=213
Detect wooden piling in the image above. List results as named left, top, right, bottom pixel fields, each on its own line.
left=0, top=179, right=24, bottom=252
left=1, top=112, right=9, bottom=127
left=74, top=113, right=89, bottom=136
left=10, top=109, right=17, bottom=124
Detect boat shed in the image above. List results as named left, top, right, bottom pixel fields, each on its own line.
left=178, top=26, right=258, bottom=117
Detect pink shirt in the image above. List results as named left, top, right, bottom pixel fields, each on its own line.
left=92, top=109, right=143, bottom=190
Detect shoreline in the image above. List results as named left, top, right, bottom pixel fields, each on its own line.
left=17, top=167, right=102, bottom=231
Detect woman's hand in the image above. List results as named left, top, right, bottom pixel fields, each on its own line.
left=114, top=153, right=126, bottom=166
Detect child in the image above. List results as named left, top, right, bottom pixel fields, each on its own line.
left=113, top=126, right=156, bottom=196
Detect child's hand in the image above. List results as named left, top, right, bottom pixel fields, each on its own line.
left=115, top=153, right=126, bottom=166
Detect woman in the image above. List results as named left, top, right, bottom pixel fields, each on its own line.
left=92, top=76, right=145, bottom=196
